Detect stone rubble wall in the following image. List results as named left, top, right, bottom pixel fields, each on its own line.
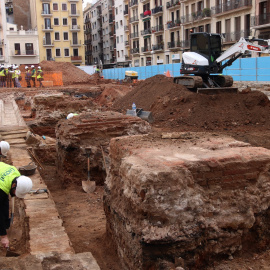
left=104, top=132, right=270, bottom=269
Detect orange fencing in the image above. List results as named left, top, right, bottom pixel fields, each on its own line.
left=18, top=71, right=63, bottom=87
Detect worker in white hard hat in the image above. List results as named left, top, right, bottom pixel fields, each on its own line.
left=36, top=66, right=43, bottom=87
left=0, top=141, right=10, bottom=157
left=25, top=66, right=31, bottom=88
left=0, top=162, right=33, bottom=248
left=31, top=65, right=36, bottom=87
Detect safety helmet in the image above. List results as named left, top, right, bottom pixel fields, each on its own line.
left=16, top=176, right=33, bottom=198
left=38, top=66, right=41, bottom=69
left=31, top=65, right=34, bottom=68
left=67, top=113, right=74, bottom=119
left=0, top=141, right=10, bottom=156
left=25, top=66, right=28, bottom=69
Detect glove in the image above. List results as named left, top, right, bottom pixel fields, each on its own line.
left=1, top=235, right=9, bottom=248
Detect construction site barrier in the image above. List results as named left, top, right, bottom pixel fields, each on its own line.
left=103, top=56, right=270, bottom=82
left=15, top=71, right=63, bottom=87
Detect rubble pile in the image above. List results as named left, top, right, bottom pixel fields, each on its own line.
left=105, top=132, right=270, bottom=269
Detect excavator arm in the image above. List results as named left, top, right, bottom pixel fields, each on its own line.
left=215, top=37, right=270, bottom=72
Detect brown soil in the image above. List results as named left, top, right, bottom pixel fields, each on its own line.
left=5, top=69, right=270, bottom=269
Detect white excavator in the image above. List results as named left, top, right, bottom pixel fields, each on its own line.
left=174, top=32, right=270, bottom=93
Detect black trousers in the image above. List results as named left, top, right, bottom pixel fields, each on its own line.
left=0, top=189, right=10, bottom=236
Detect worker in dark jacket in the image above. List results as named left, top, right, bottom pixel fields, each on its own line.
left=0, top=162, right=32, bottom=248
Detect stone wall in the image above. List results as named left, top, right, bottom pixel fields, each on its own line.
left=104, top=132, right=270, bottom=269
left=55, top=111, right=151, bottom=186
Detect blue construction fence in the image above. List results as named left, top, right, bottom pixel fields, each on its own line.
left=103, top=56, right=270, bottom=82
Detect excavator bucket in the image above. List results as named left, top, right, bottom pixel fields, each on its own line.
left=126, top=108, right=154, bottom=123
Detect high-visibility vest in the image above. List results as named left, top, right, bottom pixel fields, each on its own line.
left=31, top=69, right=36, bottom=78
left=0, top=162, right=20, bottom=195
left=15, top=70, right=20, bottom=78
left=37, top=69, right=43, bottom=79
left=0, top=69, right=5, bottom=77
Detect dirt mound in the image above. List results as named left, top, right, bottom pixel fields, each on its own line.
left=39, top=61, right=99, bottom=85
left=113, top=75, right=270, bottom=132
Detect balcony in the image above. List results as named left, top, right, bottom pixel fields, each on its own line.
left=12, top=50, right=37, bottom=56
left=85, top=17, right=90, bottom=23
left=181, top=14, right=192, bottom=24
left=180, top=39, right=190, bottom=48
left=152, top=43, right=164, bottom=51
left=70, top=40, right=82, bottom=46
left=41, top=10, right=52, bottom=16
left=131, top=48, right=140, bottom=54
left=190, top=8, right=212, bottom=21
left=168, top=40, right=181, bottom=49
left=166, top=0, right=180, bottom=9
left=141, top=46, right=151, bottom=53
left=140, top=0, right=150, bottom=3
left=151, top=6, right=163, bottom=15
left=141, top=29, right=151, bottom=36
left=68, top=0, right=79, bottom=2
left=109, top=15, right=115, bottom=24
left=252, top=13, right=270, bottom=28
left=0, top=39, right=4, bottom=46
left=42, top=25, right=53, bottom=31
left=125, top=41, right=129, bottom=46
left=85, top=39, right=91, bottom=44
left=124, top=9, right=129, bottom=16
left=167, top=19, right=181, bottom=29
left=130, top=0, right=138, bottom=7
left=140, top=10, right=151, bottom=19
left=110, top=46, right=114, bottom=51
left=212, top=0, right=252, bottom=16
left=130, top=32, right=139, bottom=39
left=69, top=10, right=80, bottom=16
left=70, top=25, right=81, bottom=31
left=152, top=25, right=164, bottom=33
left=71, top=56, right=82, bottom=62
left=130, top=16, right=139, bottom=23
left=43, top=40, right=54, bottom=46
left=124, top=25, right=129, bottom=31
left=41, top=0, right=51, bottom=1
left=222, top=30, right=250, bottom=44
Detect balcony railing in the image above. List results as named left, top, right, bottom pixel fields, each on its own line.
left=41, top=10, right=52, bottom=16
left=141, top=29, right=151, bottom=36
left=181, top=14, right=192, bottom=24
left=141, top=46, right=151, bottom=52
left=85, top=18, right=90, bottom=23
left=131, top=48, right=140, bottom=54
left=110, top=46, right=114, bottom=51
left=130, top=32, right=139, bottom=38
left=70, top=25, right=81, bottom=31
left=168, top=40, right=181, bottom=48
left=180, top=39, right=190, bottom=48
left=125, top=41, right=129, bottom=46
left=140, top=10, right=151, bottom=19
left=212, top=0, right=252, bottom=15
left=222, top=30, right=251, bottom=43
left=130, top=16, right=139, bottom=23
left=12, top=50, right=37, bottom=56
left=130, top=0, right=138, bottom=7
left=151, top=6, right=163, bottom=15
left=166, top=0, right=180, bottom=9
left=42, top=25, right=53, bottom=31
left=70, top=40, right=81, bottom=46
left=69, top=10, right=80, bottom=16
left=167, top=19, right=181, bottom=29
left=152, top=25, right=164, bottom=33
left=190, top=8, right=212, bottom=20
left=43, top=40, right=54, bottom=46
left=71, top=56, right=82, bottom=61
left=124, top=25, right=129, bottom=31
left=41, top=0, right=51, bottom=1
left=109, top=15, right=115, bottom=23
left=0, top=55, right=4, bottom=61
left=152, top=43, right=164, bottom=51
left=252, top=13, right=270, bottom=27
left=124, top=9, right=129, bottom=16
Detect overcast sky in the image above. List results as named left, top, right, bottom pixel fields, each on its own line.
left=83, top=0, right=93, bottom=8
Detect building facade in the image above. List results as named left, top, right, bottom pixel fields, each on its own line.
left=30, top=0, right=85, bottom=65
left=86, top=0, right=269, bottom=68
left=84, top=3, right=92, bottom=65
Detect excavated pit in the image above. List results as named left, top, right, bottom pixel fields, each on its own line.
left=105, top=132, right=270, bottom=269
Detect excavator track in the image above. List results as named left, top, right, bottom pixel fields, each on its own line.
left=174, top=76, right=203, bottom=89
left=212, top=75, right=234, bottom=87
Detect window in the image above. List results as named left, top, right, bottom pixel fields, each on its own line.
left=117, top=36, right=119, bottom=43
left=121, top=50, right=124, bottom=57
left=116, top=22, right=119, bottom=29
left=120, top=35, right=123, bottom=42
left=56, top=48, right=61, bottom=56
left=116, top=7, right=118, bottom=15
left=54, top=18, right=59, bottom=26
left=63, top=18, right=68, bottom=25
left=42, top=3, right=50, bottom=14
left=117, top=51, right=120, bottom=57
left=55, top=32, right=60, bottom=40
left=62, top=3, right=67, bottom=11
left=44, top=18, right=51, bottom=29
left=53, top=3, right=58, bottom=11
left=71, top=4, right=77, bottom=15
left=120, top=20, right=123, bottom=26
left=63, top=32, right=68, bottom=40
left=73, top=48, right=79, bottom=57
left=166, top=55, right=169, bottom=64
left=15, top=43, right=20, bottom=55
left=64, top=48, right=69, bottom=56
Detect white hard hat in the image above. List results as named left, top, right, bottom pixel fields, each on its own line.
left=38, top=66, right=41, bottom=69
left=31, top=65, right=34, bottom=68
left=67, top=113, right=74, bottom=119
left=0, top=141, right=10, bottom=156
left=25, top=66, right=28, bottom=69
left=16, top=176, right=33, bottom=198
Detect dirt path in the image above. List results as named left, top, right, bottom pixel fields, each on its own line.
left=41, top=165, right=121, bottom=270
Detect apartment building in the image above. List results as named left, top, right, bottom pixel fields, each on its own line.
left=0, top=1, right=7, bottom=63
left=87, top=0, right=269, bottom=67
left=30, top=0, right=85, bottom=65
left=84, top=3, right=92, bottom=65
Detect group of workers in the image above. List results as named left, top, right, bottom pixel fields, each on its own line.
left=0, top=141, right=33, bottom=249
left=0, top=64, right=44, bottom=88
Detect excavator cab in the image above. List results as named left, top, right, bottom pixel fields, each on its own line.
left=190, top=32, right=222, bottom=63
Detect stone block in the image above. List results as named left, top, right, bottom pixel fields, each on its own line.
left=104, top=132, right=270, bottom=269
left=42, top=81, right=54, bottom=87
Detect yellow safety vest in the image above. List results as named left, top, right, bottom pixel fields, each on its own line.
left=0, top=162, right=20, bottom=195
left=0, top=70, right=5, bottom=77
left=15, top=70, right=20, bottom=78
left=37, top=69, right=43, bottom=79
left=31, top=69, right=36, bottom=78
